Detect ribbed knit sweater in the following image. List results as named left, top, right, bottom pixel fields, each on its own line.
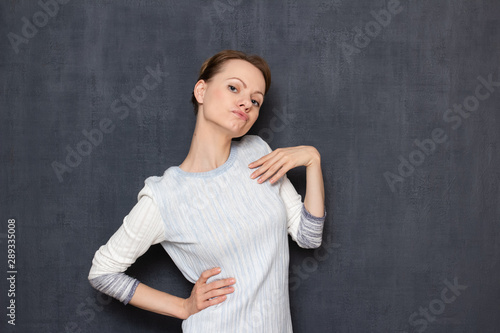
left=88, top=134, right=326, bottom=332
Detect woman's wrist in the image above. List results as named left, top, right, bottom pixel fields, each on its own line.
left=129, top=283, right=191, bottom=320
left=305, top=146, right=321, bottom=168
left=179, top=298, right=191, bottom=320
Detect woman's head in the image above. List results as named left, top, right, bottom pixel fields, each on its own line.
left=191, top=50, right=271, bottom=115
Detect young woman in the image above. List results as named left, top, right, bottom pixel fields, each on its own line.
left=88, top=50, right=326, bottom=332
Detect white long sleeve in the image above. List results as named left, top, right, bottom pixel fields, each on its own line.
left=280, top=173, right=326, bottom=248
left=88, top=185, right=165, bottom=304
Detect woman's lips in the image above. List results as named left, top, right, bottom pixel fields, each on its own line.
left=232, top=110, right=249, bottom=121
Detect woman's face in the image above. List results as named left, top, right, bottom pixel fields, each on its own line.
left=194, top=59, right=266, bottom=138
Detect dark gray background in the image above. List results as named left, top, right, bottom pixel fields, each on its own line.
left=1, top=0, right=499, bottom=332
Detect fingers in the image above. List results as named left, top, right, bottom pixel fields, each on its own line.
left=185, top=268, right=236, bottom=317
left=207, top=276, right=235, bottom=288
left=197, top=268, right=236, bottom=302
left=250, top=151, right=292, bottom=184
left=205, top=283, right=236, bottom=301
left=266, top=168, right=288, bottom=184
left=248, top=152, right=273, bottom=169
left=249, top=151, right=279, bottom=177
left=249, top=146, right=316, bottom=184
left=198, top=267, right=222, bottom=284
left=255, top=163, right=286, bottom=184
left=202, top=277, right=236, bottom=300
left=198, top=267, right=236, bottom=286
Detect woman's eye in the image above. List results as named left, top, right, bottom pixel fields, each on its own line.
left=228, top=85, right=237, bottom=92
left=252, top=99, right=260, bottom=107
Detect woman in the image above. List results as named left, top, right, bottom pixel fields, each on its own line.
left=88, top=50, right=326, bottom=332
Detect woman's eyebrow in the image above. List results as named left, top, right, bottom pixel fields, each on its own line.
left=227, top=77, right=264, bottom=97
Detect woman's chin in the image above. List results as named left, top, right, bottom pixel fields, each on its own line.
left=230, top=129, right=250, bottom=139
left=225, top=121, right=253, bottom=137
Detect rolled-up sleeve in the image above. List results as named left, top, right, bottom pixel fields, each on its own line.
left=279, top=173, right=326, bottom=249
left=88, top=185, right=165, bottom=304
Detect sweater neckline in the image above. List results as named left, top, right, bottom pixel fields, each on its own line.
left=172, top=140, right=238, bottom=178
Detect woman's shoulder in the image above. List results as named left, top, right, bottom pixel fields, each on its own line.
left=237, top=134, right=272, bottom=153
left=144, top=166, right=178, bottom=184
left=239, top=134, right=264, bottom=144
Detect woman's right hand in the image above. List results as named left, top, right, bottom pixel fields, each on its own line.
left=182, top=267, right=236, bottom=319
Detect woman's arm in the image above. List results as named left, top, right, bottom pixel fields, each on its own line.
left=248, top=145, right=325, bottom=217
left=88, top=186, right=166, bottom=304
left=248, top=139, right=326, bottom=248
left=299, top=147, right=325, bottom=217
left=129, top=283, right=189, bottom=319
left=130, top=267, right=235, bottom=319
left=89, top=185, right=235, bottom=319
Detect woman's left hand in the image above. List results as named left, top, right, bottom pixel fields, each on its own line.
left=248, top=145, right=320, bottom=184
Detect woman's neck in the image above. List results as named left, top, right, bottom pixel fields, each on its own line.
left=179, top=121, right=233, bottom=173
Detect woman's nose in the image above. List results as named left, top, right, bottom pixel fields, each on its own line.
left=239, top=98, right=252, bottom=111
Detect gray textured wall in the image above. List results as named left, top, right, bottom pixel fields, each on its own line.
left=1, top=0, right=499, bottom=332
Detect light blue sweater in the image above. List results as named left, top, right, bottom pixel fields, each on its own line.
left=89, top=134, right=326, bottom=332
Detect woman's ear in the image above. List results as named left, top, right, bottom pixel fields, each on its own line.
left=193, top=80, right=206, bottom=104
